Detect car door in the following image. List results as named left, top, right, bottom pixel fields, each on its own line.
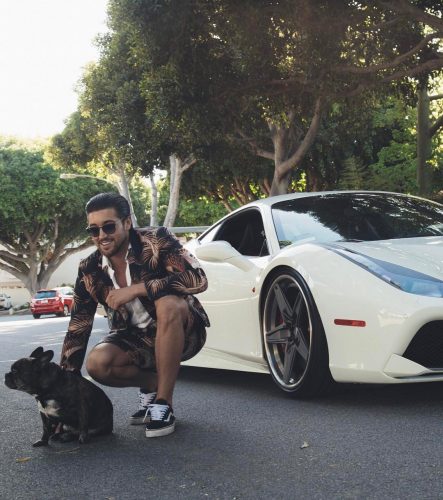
left=190, top=209, right=271, bottom=363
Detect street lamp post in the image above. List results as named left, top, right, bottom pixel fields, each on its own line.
left=60, top=173, right=138, bottom=227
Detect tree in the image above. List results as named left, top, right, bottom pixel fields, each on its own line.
left=0, top=139, right=104, bottom=296
left=416, top=75, right=443, bottom=195
left=48, top=23, right=164, bottom=226
left=119, top=0, right=443, bottom=195
left=180, top=140, right=274, bottom=210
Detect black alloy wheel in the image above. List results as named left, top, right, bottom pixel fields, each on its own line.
left=262, top=268, right=331, bottom=397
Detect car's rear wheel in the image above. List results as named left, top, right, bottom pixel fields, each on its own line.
left=33, top=314, right=41, bottom=319
left=60, top=305, right=70, bottom=317
left=262, top=268, right=331, bottom=397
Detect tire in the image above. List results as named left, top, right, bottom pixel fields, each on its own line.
left=261, top=267, right=331, bottom=397
left=60, top=305, right=70, bottom=317
left=33, top=314, right=41, bottom=319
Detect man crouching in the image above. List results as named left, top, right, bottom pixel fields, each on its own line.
left=60, top=192, right=209, bottom=438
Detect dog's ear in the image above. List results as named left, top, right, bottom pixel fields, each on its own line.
left=30, top=347, right=44, bottom=358
left=39, top=350, right=54, bottom=364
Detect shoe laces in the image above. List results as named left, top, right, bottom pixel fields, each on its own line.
left=139, top=391, right=156, bottom=410
left=148, top=402, right=170, bottom=421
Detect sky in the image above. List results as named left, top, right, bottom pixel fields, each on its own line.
left=0, top=0, right=109, bottom=139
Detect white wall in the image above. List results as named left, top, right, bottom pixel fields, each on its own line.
left=47, top=246, right=95, bottom=287
left=0, top=245, right=95, bottom=306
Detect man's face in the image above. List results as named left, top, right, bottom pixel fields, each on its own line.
left=87, top=208, right=131, bottom=258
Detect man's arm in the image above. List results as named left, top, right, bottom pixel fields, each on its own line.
left=60, top=268, right=97, bottom=370
left=105, top=227, right=208, bottom=309
left=141, top=226, right=208, bottom=301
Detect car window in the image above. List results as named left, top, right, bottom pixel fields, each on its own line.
left=210, top=209, right=269, bottom=257
left=35, top=290, right=56, bottom=299
left=272, top=193, right=443, bottom=247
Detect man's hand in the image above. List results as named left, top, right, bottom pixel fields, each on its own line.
left=106, top=284, right=146, bottom=309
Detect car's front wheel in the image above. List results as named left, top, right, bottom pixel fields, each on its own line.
left=33, top=314, right=41, bottom=319
left=262, top=268, right=331, bottom=397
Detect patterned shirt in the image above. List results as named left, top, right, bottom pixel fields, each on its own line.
left=60, top=226, right=209, bottom=370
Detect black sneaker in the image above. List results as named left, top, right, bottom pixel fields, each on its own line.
left=129, top=390, right=157, bottom=425
left=145, top=399, right=175, bottom=437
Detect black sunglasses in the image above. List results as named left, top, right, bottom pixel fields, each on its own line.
left=86, top=219, right=123, bottom=238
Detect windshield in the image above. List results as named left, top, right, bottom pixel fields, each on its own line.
left=35, top=291, right=56, bottom=299
left=272, top=193, right=443, bottom=247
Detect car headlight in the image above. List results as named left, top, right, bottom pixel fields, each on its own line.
left=331, top=246, right=443, bottom=298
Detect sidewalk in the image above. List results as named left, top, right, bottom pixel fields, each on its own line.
left=0, top=308, right=30, bottom=317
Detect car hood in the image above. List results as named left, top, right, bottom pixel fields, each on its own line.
left=331, top=237, right=443, bottom=281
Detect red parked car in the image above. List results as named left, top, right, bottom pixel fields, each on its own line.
left=31, top=287, right=74, bottom=319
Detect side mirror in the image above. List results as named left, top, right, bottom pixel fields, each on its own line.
left=194, top=241, right=256, bottom=272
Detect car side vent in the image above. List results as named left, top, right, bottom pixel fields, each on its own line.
left=403, top=321, right=443, bottom=370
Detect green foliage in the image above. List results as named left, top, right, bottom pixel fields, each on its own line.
left=366, top=97, right=419, bottom=193
left=130, top=178, right=152, bottom=227
left=338, top=157, right=368, bottom=190
left=175, top=196, right=228, bottom=227
left=0, top=141, right=98, bottom=236
left=153, top=175, right=228, bottom=226
left=0, top=138, right=105, bottom=293
left=108, top=0, right=443, bottom=196
left=368, top=152, right=417, bottom=193
left=49, top=1, right=443, bottom=207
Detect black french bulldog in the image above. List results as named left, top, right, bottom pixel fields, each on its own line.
left=4, top=347, right=113, bottom=447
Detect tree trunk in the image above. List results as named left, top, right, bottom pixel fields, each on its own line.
left=0, top=238, right=92, bottom=297
left=115, top=164, right=138, bottom=227
left=149, top=173, right=158, bottom=227
left=163, top=155, right=183, bottom=227
left=269, top=98, right=324, bottom=196
left=163, top=154, right=196, bottom=227
left=417, top=83, right=432, bottom=197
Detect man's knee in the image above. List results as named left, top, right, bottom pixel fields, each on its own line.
left=85, top=345, right=114, bottom=383
left=155, top=295, right=188, bottom=327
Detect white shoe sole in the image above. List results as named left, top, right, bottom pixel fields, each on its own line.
left=145, top=422, right=175, bottom=438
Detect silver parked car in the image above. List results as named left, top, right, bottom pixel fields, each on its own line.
left=0, top=293, right=13, bottom=310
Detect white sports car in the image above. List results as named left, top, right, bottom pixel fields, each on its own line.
left=184, top=191, right=443, bottom=397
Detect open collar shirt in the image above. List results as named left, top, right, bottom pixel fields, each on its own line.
left=102, top=245, right=152, bottom=329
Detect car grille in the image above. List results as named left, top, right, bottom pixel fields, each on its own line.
left=403, top=321, right=443, bottom=370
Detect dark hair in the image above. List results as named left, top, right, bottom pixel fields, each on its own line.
left=85, top=193, right=139, bottom=248
left=85, top=192, right=131, bottom=219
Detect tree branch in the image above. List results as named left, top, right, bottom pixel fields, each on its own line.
left=377, top=0, right=443, bottom=32
left=0, top=250, right=28, bottom=263
left=276, top=97, right=324, bottom=177
left=0, top=261, right=28, bottom=282
left=181, top=156, right=197, bottom=172
left=332, top=32, right=441, bottom=75
left=235, top=128, right=274, bottom=160
left=429, top=114, right=443, bottom=138
left=334, top=58, right=443, bottom=99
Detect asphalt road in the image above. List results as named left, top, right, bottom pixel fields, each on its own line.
left=0, top=314, right=442, bottom=500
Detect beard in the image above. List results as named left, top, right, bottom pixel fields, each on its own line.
left=97, top=233, right=129, bottom=259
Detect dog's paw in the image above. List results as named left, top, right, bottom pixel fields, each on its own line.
left=58, top=432, right=77, bottom=443
left=32, top=439, right=49, bottom=447
left=78, top=433, right=90, bottom=444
